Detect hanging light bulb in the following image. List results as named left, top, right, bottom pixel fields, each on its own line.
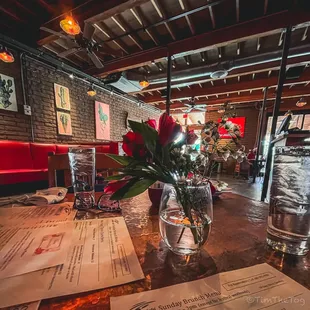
left=296, top=97, right=307, bottom=107
left=60, top=15, right=81, bottom=35
left=139, top=79, right=150, bottom=88
left=0, top=46, right=14, bottom=63
left=87, top=85, right=96, bottom=97
left=218, top=107, right=225, bottom=113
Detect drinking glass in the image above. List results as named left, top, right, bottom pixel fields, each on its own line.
left=68, top=148, right=95, bottom=209
left=267, top=146, right=310, bottom=255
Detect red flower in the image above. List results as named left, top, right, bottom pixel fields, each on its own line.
left=186, top=130, right=198, bottom=145
left=146, top=119, right=157, bottom=129
left=158, top=113, right=182, bottom=146
left=122, top=131, right=145, bottom=157
left=104, top=180, right=129, bottom=195
left=187, top=172, right=194, bottom=179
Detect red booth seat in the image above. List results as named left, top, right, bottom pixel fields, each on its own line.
left=0, top=141, right=119, bottom=185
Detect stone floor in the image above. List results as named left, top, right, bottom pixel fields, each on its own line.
left=214, top=174, right=264, bottom=201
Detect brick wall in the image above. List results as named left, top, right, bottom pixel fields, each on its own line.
left=0, top=53, right=160, bottom=143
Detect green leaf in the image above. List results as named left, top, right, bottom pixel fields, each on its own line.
left=105, top=154, right=134, bottom=166
left=106, top=174, right=128, bottom=181
left=110, top=178, right=155, bottom=200
left=128, top=120, right=158, bottom=155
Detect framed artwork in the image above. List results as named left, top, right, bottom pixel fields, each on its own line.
left=57, top=111, right=72, bottom=136
left=95, top=101, right=110, bottom=140
left=218, top=117, right=246, bottom=138
left=54, top=83, right=71, bottom=111
left=0, top=73, right=17, bottom=112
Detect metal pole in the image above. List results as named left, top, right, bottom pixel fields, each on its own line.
left=261, top=26, right=292, bottom=201
left=253, top=87, right=268, bottom=183
left=166, top=54, right=172, bottom=115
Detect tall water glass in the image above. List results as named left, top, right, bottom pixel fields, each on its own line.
left=68, top=148, right=95, bottom=209
left=267, top=146, right=310, bottom=255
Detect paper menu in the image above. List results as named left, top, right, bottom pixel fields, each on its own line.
left=0, top=202, right=76, bottom=227
left=0, top=217, right=145, bottom=308
left=0, top=221, right=74, bottom=279
left=1, top=301, right=40, bottom=310
left=111, top=263, right=310, bottom=310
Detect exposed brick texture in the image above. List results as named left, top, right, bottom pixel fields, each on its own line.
left=0, top=53, right=160, bottom=143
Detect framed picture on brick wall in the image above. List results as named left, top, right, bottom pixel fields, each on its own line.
left=54, top=83, right=71, bottom=111
left=57, top=111, right=72, bottom=136
left=0, top=73, right=17, bottom=112
left=95, top=101, right=110, bottom=140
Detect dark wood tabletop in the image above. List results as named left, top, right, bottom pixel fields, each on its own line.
left=40, top=192, right=310, bottom=309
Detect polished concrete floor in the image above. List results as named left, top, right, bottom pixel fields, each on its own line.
left=215, top=174, right=263, bottom=201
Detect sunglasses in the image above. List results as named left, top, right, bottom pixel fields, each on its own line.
left=73, top=192, right=121, bottom=213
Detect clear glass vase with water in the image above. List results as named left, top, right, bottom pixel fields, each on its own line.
left=68, top=148, right=95, bottom=209
left=267, top=146, right=310, bottom=255
left=159, top=183, right=213, bottom=255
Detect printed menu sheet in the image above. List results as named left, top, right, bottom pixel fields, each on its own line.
left=0, top=202, right=76, bottom=227
left=2, top=300, right=40, bottom=310
left=0, top=221, right=74, bottom=279
left=0, top=217, right=144, bottom=308
left=111, top=263, right=310, bottom=310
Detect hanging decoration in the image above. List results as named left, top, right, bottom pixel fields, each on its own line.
left=0, top=46, right=14, bottom=63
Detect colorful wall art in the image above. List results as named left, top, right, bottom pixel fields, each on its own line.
left=218, top=117, right=246, bottom=138
left=57, top=111, right=72, bottom=135
left=95, top=101, right=110, bottom=140
left=54, top=83, right=71, bottom=111
left=0, top=73, right=17, bottom=112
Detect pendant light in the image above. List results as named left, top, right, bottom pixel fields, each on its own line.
left=0, top=46, right=14, bottom=63
left=296, top=97, right=307, bottom=107
left=139, top=78, right=150, bottom=88
left=87, top=85, right=96, bottom=97
left=60, top=15, right=81, bottom=35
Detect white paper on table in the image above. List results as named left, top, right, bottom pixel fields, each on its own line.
left=0, top=202, right=76, bottom=227
left=1, top=300, right=40, bottom=310
left=0, top=221, right=74, bottom=279
left=111, top=263, right=310, bottom=310
left=0, top=217, right=145, bottom=308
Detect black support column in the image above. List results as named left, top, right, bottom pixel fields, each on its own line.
left=166, top=54, right=172, bottom=115
left=261, top=26, right=292, bottom=201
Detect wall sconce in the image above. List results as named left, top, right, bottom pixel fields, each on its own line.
left=0, top=46, right=14, bottom=63
left=87, top=85, right=96, bottom=97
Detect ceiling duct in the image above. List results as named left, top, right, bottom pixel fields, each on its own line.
left=103, top=72, right=144, bottom=92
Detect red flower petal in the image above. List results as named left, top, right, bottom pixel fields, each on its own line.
left=158, top=113, right=182, bottom=146
left=146, top=119, right=157, bottom=129
left=104, top=180, right=129, bottom=195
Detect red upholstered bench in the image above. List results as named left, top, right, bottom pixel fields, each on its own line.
left=0, top=141, right=119, bottom=186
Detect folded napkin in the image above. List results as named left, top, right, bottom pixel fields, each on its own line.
left=0, top=187, right=67, bottom=207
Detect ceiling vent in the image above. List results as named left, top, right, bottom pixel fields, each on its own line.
left=104, top=72, right=144, bottom=92
left=210, top=69, right=228, bottom=79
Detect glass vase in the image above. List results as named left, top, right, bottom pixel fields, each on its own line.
left=159, top=183, right=213, bottom=255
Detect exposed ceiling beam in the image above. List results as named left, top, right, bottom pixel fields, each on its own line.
left=151, top=0, right=176, bottom=40
left=112, top=15, right=144, bottom=50
left=144, top=69, right=310, bottom=103
left=38, top=0, right=150, bottom=45
left=209, top=6, right=216, bottom=29
left=89, top=10, right=310, bottom=76
left=129, top=52, right=310, bottom=94
left=236, top=0, right=240, bottom=23
left=178, top=0, right=195, bottom=35
left=132, top=7, right=160, bottom=46
left=158, top=87, right=310, bottom=110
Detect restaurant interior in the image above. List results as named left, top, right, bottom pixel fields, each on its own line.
left=0, top=0, right=309, bottom=309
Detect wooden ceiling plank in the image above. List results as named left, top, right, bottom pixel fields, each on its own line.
left=145, top=70, right=310, bottom=103
left=178, top=0, right=195, bottom=35
left=90, top=10, right=310, bottom=76
left=236, top=0, right=240, bottom=23
left=209, top=6, right=216, bottom=29
left=134, top=7, right=160, bottom=46
left=36, top=0, right=57, bottom=14
left=151, top=0, right=176, bottom=40
left=112, top=15, right=144, bottom=50
left=0, top=5, right=24, bottom=22
left=264, top=0, right=269, bottom=15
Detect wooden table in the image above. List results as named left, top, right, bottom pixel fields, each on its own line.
left=40, top=192, right=310, bottom=309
